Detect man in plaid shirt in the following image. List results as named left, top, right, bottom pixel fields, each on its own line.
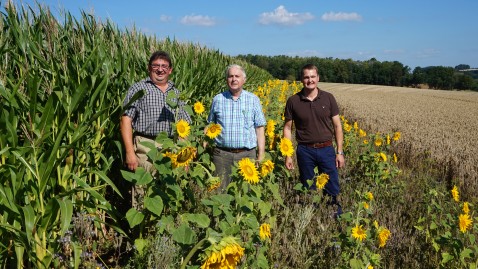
left=207, top=64, right=266, bottom=192
left=120, top=50, right=191, bottom=207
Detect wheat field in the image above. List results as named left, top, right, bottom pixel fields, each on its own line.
left=321, top=82, right=478, bottom=195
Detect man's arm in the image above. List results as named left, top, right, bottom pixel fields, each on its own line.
left=331, top=115, right=345, bottom=168
left=283, top=119, right=294, bottom=170
left=120, top=115, right=139, bottom=171
left=255, top=126, right=265, bottom=162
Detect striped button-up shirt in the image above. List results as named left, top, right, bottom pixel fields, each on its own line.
left=207, top=90, right=266, bottom=149
left=123, top=78, right=191, bottom=137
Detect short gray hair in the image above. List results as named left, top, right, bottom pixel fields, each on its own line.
left=225, top=64, right=246, bottom=80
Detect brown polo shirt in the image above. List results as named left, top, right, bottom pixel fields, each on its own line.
left=284, top=88, right=339, bottom=144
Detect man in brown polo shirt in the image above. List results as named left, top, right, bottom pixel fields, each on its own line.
left=283, top=63, right=345, bottom=216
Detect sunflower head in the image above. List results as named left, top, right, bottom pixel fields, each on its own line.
left=238, top=158, right=259, bottom=184
left=259, top=223, right=271, bottom=240
left=366, top=192, right=374, bottom=201
left=193, top=101, right=205, bottom=114
left=176, top=119, right=190, bottom=138
left=393, top=132, right=401, bottom=141
left=463, top=202, right=470, bottom=214
left=205, top=123, right=222, bottom=139
left=201, top=236, right=245, bottom=269
left=279, top=137, right=294, bottom=157
left=266, top=119, right=276, bottom=138
left=175, top=146, right=196, bottom=167
left=359, top=129, right=367, bottom=137
left=377, top=228, right=391, bottom=248
left=459, top=213, right=473, bottom=233
left=260, top=160, right=275, bottom=177
left=351, top=225, right=367, bottom=242
left=451, top=185, right=460, bottom=202
left=206, top=176, right=221, bottom=192
left=315, top=173, right=329, bottom=190
left=374, top=136, right=383, bottom=147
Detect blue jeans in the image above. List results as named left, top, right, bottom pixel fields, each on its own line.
left=296, top=144, right=342, bottom=215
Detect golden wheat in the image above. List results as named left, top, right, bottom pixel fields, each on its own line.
left=321, top=82, right=478, bottom=193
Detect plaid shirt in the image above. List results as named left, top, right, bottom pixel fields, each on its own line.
left=207, top=90, right=266, bottom=149
left=123, top=77, right=191, bottom=137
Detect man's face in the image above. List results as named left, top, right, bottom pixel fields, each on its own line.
left=149, top=58, right=172, bottom=85
left=226, top=67, right=246, bottom=93
left=301, top=69, right=319, bottom=91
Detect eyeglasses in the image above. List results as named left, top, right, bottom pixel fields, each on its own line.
left=150, top=64, right=170, bottom=70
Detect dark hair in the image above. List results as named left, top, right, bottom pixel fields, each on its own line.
left=149, top=50, right=172, bottom=68
left=301, top=63, right=319, bottom=79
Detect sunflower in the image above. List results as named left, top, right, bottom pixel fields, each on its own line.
left=386, top=134, right=391, bottom=145
left=363, top=139, right=369, bottom=145
left=359, top=129, right=367, bottom=137
left=393, top=153, right=398, bottom=163
left=266, top=119, right=276, bottom=138
left=163, top=151, right=178, bottom=167
left=351, top=225, right=367, bottom=242
left=393, top=132, right=401, bottom=141
left=377, top=228, right=391, bottom=248
left=193, top=101, right=205, bottom=114
left=363, top=202, right=369, bottom=209
left=459, top=213, right=473, bottom=233
left=175, top=146, right=196, bottom=167
left=176, top=119, right=190, bottom=138
left=279, top=137, right=294, bottom=157
left=343, top=122, right=352, bottom=133
left=259, top=223, right=271, bottom=240
left=260, top=160, right=274, bottom=177
left=463, top=202, right=470, bottom=214
left=366, top=192, right=374, bottom=201
left=353, top=122, right=358, bottom=132
left=206, top=176, right=221, bottom=192
left=379, top=152, right=387, bottom=162
left=315, top=173, right=329, bottom=190
left=451, top=185, right=460, bottom=202
left=201, top=237, right=245, bottom=269
left=374, top=136, right=383, bottom=147
left=238, top=158, right=259, bottom=184
left=205, top=123, right=222, bottom=139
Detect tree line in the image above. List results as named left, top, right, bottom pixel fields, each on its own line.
left=237, top=55, right=478, bottom=91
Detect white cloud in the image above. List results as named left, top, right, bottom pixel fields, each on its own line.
left=160, top=15, right=172, bottom=22
left=384, top=49, right=404, bottom=55
left=321, top=12, right=362, bottom=22
left=180, top=14, right=216, bottom=26
left=259, top=5, right=314, bottom=26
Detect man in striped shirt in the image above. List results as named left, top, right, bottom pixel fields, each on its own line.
left=207, top=64, right=266, bottom=192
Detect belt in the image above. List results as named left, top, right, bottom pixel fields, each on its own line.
left=217, top=147, right=254, bottom=153
left=299, top=141, right=333, bottom=149
left=134, top=133, right=157, bottom=140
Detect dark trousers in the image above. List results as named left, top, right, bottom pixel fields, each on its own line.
left=296, top=144, right=342, bottom=215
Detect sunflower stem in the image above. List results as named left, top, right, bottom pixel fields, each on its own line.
left=180, top=238, right=207, bottom=269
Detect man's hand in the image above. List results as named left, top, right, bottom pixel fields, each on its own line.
left=285, top=156, right=294, bottom=170
left=125, top=151, right=139, bottom=171
left=336, top=154, right=345, bottom=168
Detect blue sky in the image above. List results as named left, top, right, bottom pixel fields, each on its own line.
left=17, top=0, right=478, bottom=69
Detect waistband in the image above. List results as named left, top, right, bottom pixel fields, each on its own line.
left=298, top=141, right=333, bottom=149
left=217, top=147, right=255, bottom=153
left=134, top=133, right=157, bottom=140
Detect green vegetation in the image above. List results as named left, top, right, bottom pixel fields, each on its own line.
left=1, top=2, right=476, bottom=269
left=238, top=54, right=478, bottom=91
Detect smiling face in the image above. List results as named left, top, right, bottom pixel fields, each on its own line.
left=301, top=68, right=320, bottom=91
left=226, top=66, right=246, bottom=95
left=148, top=58, right=172, bottom=86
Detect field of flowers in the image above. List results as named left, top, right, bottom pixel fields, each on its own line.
left=1, top=3, right=477, bottom=269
